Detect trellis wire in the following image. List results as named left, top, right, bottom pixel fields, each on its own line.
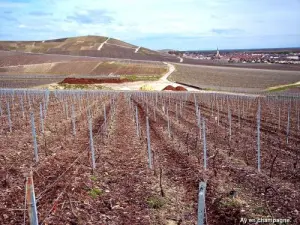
left=26, top=172, right=39, bottom=225
left=175, top=103, right=178, bottom=121
left=202, top=118, right=207, bottom=170
left=88, top=115, right=96, bottom=170
left=0, top=101, right=2, bottom=116
left=196, top=105, right=201, bottom=127
left=135, top=106, right=140, bottom=137
left=278, top=107, right=281, bottom=130
left=66, top=102, right=69, bottom=119
left=286, top=101, right=291, bottom=144
left=198, top=108, right=202, bottom=139
left=110, top=99, right=115, bottom=121
left=87, top=105, right=91, bottom=119
left=146, top=103, right=149, bottom=116
left=71, top=104, right=76, bottom=136
left=217, top=99, right=220, bottom=126
left=297, top=110, right=299, bottom=131
left=6, top=101, right=12, bottom=132
left=146, top=116, right=153, bottom=169
left=79, top=97, right=82, bottom=112
left=228, top=106, right=232, bottom=141
left=238, top=100, right=241, bottom=127
left=43, top=99, right=46, bottom=119
left=28, top=96, right=32, bottom=110
left=180, top=100, right=183, bottom=116
left=242, top=100, right=245, bottom=117
left=39, top=103, right=44, bottom=134
left=197, top=181, right=206, bottom=225
left=194, top=93, right=198, bottom=115
left=211, top=97, right=214, bottom=116
left=30, top=112, right=39, bottom=163
left=24, top=180, right=27, bottom=224
left=20, top=96, right=25, bottom=118
left=167, top=107, right=171, bottom=138
left=62, top=101, right=66, bottom=118
left=104, top=104, right=107, bottom=131
left=257, top=99, right=261, bottom=172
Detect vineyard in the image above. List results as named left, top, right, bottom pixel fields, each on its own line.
left=0, top=89, right=299, bottom=224
left=170, top=64, right=300, bottom=93
left=0, top=74, right=64, bottom=89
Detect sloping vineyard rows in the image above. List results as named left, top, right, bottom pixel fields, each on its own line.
left=129, top=92, right=300, bottom=224
left=0, top=79, right=64, bottom=89
left=0, top=89, right=299, bottom=224
left=1, top=89, right=116, bottom=224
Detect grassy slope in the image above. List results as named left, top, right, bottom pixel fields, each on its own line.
left=266, top=82, right=300, bottom=92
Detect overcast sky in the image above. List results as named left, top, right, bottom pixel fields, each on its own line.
left=0, top=0, right=299, bottom=50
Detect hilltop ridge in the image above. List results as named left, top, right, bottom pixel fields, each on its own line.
left=0, top=35, right=180, bottom=62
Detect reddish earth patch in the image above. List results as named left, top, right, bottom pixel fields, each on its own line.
left=175, top=86, right=187, bottom=91
left=60, top=77, right=131, bottom=84
left=162, top=85, right=175, bottom=91
left=162, top=85, right=188, bottom=91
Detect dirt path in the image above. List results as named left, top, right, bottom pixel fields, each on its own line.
left=100, top=63, right=262, bottom=95
left=103, top=63, right=200, bottom=91
left=160, top=63, right=175, bottom=82
left=89, top=94, right=161, bottom=224
left=97, top=37, right=110, bottom=51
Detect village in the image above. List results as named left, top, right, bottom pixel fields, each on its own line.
left=170, top=48, right=300, bottom=64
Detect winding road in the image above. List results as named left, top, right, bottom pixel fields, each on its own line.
left=102, top=62, right=200, bottom=91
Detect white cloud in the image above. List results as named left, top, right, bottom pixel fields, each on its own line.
left=1, top=0, right=299, bottom=49
left=18, top=24, right=27, bottom=28
left=43, top=0, right=300, bottom=41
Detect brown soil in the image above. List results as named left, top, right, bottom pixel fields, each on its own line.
left=175, top=86, right=188, bottom=91
left=49, top=61, right=99, bottom=74
left=0, top=51, right=96, bottom=67
left=90, top=62, right=167, bottom=76
left=0, top=91, right=299, bottom=224
left=162, top=85, right=188, bottom=91
left=0, top=52, right=168, bottom=77
left=162, top=85, right=175, bottom=91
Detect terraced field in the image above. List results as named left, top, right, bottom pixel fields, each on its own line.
left=0, top=50, right=168, bottom=88
left=0, top=51, right=86, bottom=67
left=0, top=74, right=64, bottom=88
left=0, top=61, right=167, bottom=76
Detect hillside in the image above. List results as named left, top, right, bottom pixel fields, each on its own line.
left=170, top=63, right=300, bottom=93
left=1, top=36, right=299, bottom=71
left=0, top=47, right=169, bottom=89
left=0, top=60, right=167, bottom=77
left=0, top=35, right=180, bottom=63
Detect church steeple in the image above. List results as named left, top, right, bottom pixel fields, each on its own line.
left=216, top=47, right=220, bottom=58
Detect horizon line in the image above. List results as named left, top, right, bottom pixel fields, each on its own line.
left=172, top=46, right=300, bottom=52
left=0, top=36, right=299, bottom=52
